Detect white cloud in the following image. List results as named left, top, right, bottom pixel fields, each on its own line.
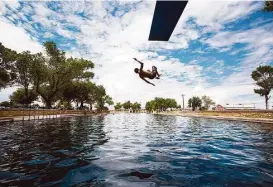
left=206, top=60, right=225, bottom=75
left=0, top=2, right=6, bottom=16
left=44, top=32, right=54, bottom=38
left=202, top=21, right=273, bottom=107
left=183, top=0, right=262, bottom=32
left=196, top=2, right=273, bottom=109
left=3, top=0, right=20, bottom=10
left=0, top=18, right=43, bottom=53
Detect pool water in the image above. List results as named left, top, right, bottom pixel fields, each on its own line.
left=0, top=113, right=273, bottom=186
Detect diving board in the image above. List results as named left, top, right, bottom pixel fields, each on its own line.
left=148, top=1, right=188, bottom=41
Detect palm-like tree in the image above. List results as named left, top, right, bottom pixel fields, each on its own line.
left=264, top=1, right=273, bottom=11
left=251, top=65, right=273, bottom=109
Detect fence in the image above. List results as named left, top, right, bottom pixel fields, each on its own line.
left=0, top=108, right=96, bottom=121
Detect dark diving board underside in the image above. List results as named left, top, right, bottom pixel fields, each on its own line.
left=148, top=1, right=188, bottom=41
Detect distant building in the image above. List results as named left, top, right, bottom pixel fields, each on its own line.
left=225, top=106, right=256, bottom=110
left=212, top=104, right=256, bottom=111
left=213, top=105, right=225, bottom=111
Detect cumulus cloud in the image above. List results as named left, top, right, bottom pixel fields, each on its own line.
left=0, top=18, right=43, bottom=53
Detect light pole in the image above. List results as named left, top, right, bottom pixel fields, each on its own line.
left=182, top=94, right=185, bottom=110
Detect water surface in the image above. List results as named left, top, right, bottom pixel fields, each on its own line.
left=1, top=113, right=273, bottom=186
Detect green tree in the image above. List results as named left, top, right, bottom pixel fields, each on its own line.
left=56, top=100, right=72, bottom=109
left=251, top=65, right=273, bottom=109
left=0, top=43, right=17, bottom=89
left=74, top=81, right=96, bottom=109
left=32, top=42, right=94, bottom=108
left=137, top=102, right=141, bottom=111
left=87, top=84, right=101, bottom=110
left=188, top=96, right=202, bottom=111
left=123, top=101, right=131, bottom=110
left=201, top=95, right=215, bottom=110
left=92, top=85, right=114, bottom=111
left=9, top=88, right=38, bottom=106
left=14, top=51, right=36, bottom=102
left=62, top=83, right=78, bottom=103
left=154, top=97, right=164, bottom=111
left=95, top=95, right=114, bottom=112
left=145, top=101, right=151, bottom=112
left=145, top=97, right=178, bottom=112
left=150, top=100, right=157, bottom=112
left=104, top=95, right=114, bottom=106
left=131, top=102, right=141, bottom=112
left=264, top=1, right=273, bottom=11
left=93, top=85, right=105, bottom=110
left=62, top=82, right=109, bottom=111
left=165, top=98, right=177, bottom=109
left=114, top=102, right=122, bottom=110
left=0, top=101, right=10, bottom=107
left=145, top=100, right=157, bottom=112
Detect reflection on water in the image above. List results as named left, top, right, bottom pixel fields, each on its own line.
left=0, top=113, right=273, bottom=186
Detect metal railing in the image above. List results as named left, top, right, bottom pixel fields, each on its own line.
left=0, top=108, right=92, bottom=121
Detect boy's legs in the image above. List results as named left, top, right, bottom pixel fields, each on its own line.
left=152, top=66, right=160, bottom=79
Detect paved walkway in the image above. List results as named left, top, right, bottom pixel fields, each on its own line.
left=157, top=112, right=273, bottom=124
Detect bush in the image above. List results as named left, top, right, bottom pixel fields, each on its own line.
left=200, top=106, right=206, bottom=111
left=0, top=101, right=10, bottom=107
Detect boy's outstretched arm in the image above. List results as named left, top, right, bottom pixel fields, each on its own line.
left=133, top=58, right=143, bottom=70
left=133, top=58, right=143, bottom=64
left=141, top=77, right=155, bottom=86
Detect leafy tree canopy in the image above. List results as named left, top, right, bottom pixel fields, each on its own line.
left=9, top=88, right=38, bottom=106
left=251, top=65, right=273, bottom=109
left=0, top=43, right=17, bottom=89
left=264, top=1, right=273, bottom=11
left=188, top=96, right=202, bottom=111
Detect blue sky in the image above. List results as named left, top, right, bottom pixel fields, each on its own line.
left=0, top=0, right=273, bottom=109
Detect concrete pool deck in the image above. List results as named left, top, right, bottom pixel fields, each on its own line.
left=110, top=110, right=273, bottom=124
left=157, top=111, right=273, bottom=124
left=0, top=113, right=108, bottom=122
left=0, top=114, right=81, bottom=122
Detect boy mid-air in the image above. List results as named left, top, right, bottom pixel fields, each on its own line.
left=133, top=58, right=161, bottom=86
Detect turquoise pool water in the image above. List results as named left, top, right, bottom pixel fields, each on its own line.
left=0, top=113, right=273, bottom=186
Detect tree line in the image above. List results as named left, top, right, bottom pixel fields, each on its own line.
left=114, top=101, right=141, bottom=112
left=187, top=95, right=215, bottom=111
left=145, top=97, right=180, bottom=113
left=114, top=96, right=216, bottom=113
left=0, top=41, right=113, bottom=111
